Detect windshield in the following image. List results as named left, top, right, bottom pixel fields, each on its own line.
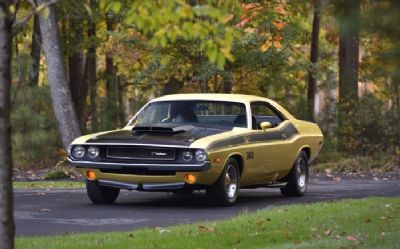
left=130, top=100, right=248, bottom=129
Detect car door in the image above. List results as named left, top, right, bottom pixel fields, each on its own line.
left=241, top=101, right=296, bottom=185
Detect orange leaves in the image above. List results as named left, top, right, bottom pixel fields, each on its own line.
left=236, top=18, right=251, bottom=28
left=261, top=37, right=272, bottom=52
left=261, top=35, right=283, bottom=52
left=235, top=3, right=262, bottom=29
left=275, top=6, right=287, bottom=16
left=242, top=3, right=262, bottom=11
left=272, top=20, right=285, bottom=30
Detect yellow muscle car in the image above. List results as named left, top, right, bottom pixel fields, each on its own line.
left=68, top=94, right=323, bottom=206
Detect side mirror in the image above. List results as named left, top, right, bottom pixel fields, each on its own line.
left=260, top=121, right=272, bottom=131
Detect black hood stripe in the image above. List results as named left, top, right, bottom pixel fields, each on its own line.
left=207, top=123, right=298, bottom=151
left=85, top=126, right=229, bottom=147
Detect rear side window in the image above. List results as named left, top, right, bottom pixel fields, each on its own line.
left=250, top=102, right=285, bottom=129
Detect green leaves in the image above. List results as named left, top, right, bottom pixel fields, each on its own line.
left=99, top=0, right=121, bottom=13
left=100, top=0, right=241, bottom=68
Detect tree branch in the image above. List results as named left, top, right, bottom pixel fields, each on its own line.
left=11, top=0, right=58, bottom=36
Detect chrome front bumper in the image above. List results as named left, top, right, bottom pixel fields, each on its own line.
left=97, top=180, right=186, bottom=191
left=68, top=157, right=210, bottom=172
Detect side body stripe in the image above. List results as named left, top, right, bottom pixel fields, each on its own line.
left=207, top=123, right=298, bottom=151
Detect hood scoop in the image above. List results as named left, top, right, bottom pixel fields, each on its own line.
left=132, top=124, right=195, bottom=135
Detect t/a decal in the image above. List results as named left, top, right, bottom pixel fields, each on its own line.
left=246, top=151, right=254, bottom=160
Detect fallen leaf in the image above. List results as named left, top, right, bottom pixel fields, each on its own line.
left=333, top=177, right=342, bottom=182
left=346, top=235, right=357, bottom=241
left=198, top=225, right=215, bottom=233
left=158, top=229, right=170, bottom=234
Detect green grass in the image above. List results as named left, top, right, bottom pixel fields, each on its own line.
left=14, top=181, right=84, bottom=189
left=16, top=197, right=400, bottom=249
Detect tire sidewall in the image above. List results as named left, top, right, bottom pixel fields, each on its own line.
left=207, top=158, right=240, bottom=206
left=295, top=151, right=309, bottom=194
left=223, top=159, right=240, bottom=203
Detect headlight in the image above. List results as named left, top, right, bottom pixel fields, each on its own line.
left=87, top=146, right=99, bottom=159
left=195, top=149, right=207, bottom=162
left=72, top=145, right=85, bottom=159
left=181, top=151, right=193, bottom=161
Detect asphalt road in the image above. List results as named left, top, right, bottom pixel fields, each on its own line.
left=15, top=180, right=400, bottom=237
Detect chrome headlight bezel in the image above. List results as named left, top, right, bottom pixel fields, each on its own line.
left=87, top=146, right=100, bottom=159
left=181, top=151, right=193, bottom=161
left=72, top=145, right=85, bottom=159
left=195, top=149, right=207, bottom=162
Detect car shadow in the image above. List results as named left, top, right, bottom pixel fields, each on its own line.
left=103, top=189, right=296, bottom=210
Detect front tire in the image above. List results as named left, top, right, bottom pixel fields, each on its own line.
left=280, top=151, right=309, bottom=197
left=86, top=180, right=120, bottom=204
left=206, top=158, right=240, bottom=206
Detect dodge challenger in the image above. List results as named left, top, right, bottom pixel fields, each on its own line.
left=68, top=94, right=324, bottom=206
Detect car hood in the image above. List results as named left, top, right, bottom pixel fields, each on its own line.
left=84, top=124, right=229, bottom=147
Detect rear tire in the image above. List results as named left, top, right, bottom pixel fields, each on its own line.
left=206, top=158, right=240, bottom=206
left=86, top=180, right=120, bottom=204
left=280, top=151, right=309, bottom=197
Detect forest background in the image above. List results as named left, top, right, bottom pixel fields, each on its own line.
left=7, top=0, right=400, bottom=171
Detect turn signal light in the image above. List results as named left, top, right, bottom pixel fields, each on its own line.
left=86, top=170, right=96, bottom=180
left=184, top=173, right=196, bottom=184
left=213, top=158, right=222, bottom=163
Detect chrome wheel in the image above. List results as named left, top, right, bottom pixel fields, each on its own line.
left=296, top=157, right=307, bottom=191
left=207, top=158, right=240, bottom=206
left=224, top=164, right=238, bottom=199
left=280, top=151, right=309, bottom=197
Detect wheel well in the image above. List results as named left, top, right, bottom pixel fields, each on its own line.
left=230, top=155, right=243, bottom=176
left=301, top=147, right=311, bottom=161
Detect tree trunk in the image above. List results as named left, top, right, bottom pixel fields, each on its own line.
left=0, top=1, right=15, bottom=248
left=338, top=0, right=360, bottom=151
left=104, top=14, right=118, bottom=129
left=68, top=17, right=88, bottom=128
left=117, top=76, right=125, bottom=126
left=88, top=0, right=98, bottom=132
left=222, top=73, right=232, bottom=93
left=28, top=13, right=41, bottom=87
left=160, top=77, right=184, bottom=95
left=306, top=0, right=321, bottom=122
left=37, top=0, right=81, bottom=149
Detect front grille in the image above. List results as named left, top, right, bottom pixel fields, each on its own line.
left=100, top=168, right=176, bottom=176
left=106, top=146, right=176, bottom=161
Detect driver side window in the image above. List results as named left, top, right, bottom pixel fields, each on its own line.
left=250, top=102, right=284, bottom=130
